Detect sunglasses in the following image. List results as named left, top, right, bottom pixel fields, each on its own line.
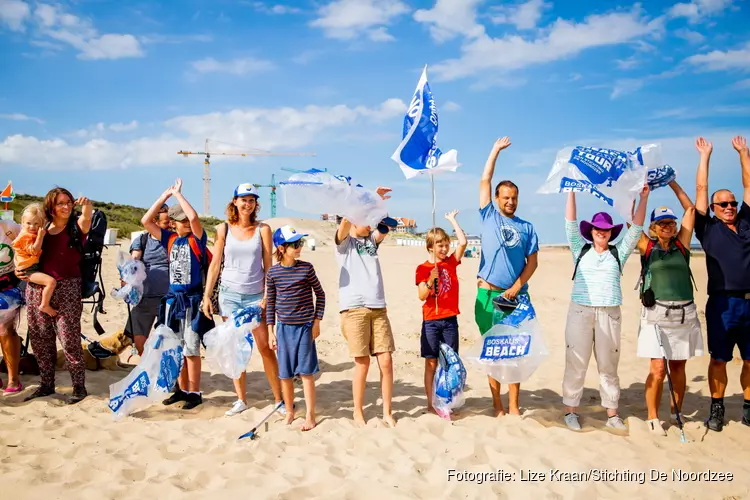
left=711, top=201, right=738, bottom=209
left=287, top=240, right=305, bottom=249
left=656, top=220, right=677, bottom=228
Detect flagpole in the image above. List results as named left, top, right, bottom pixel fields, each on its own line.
left=431, top=173, right=438, bottom=314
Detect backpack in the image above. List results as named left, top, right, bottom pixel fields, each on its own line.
left=69, top=209, right=108, bottom=335
left=571, top=243, right=621, bottom=280
left=638, top=238, right=696, bottom=306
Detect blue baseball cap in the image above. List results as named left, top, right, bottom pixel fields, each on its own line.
left=651, top=206, right=678, bottom=222
left=273, top=225, right=307, bottom=247
left=234, top=183, right=259, bottom=198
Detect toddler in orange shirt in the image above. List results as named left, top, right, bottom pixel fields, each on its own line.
left=12, top=203, right=57, bottom=317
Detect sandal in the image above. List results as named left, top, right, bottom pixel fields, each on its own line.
left=3, top=382, right=23, bottom=394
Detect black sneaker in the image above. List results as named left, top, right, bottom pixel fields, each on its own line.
left=67, top=385, right=88, bottom=405
left=23, top=385, right=55, bottom=402
left=182, top=392, right=203, bottom=410
left=163, top=388, right=188, bottom=406
left=705, top=401, right=725, bottom=432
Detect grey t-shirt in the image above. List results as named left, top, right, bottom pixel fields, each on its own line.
left=130, top=232, right=169, bottom=298
left=335, top=234, right=386, bottom=311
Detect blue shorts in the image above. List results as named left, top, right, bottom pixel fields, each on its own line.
left=218, top=285, right=263, bottom=318
left=706, top=294, right=750, bottom=362
left=420, top=316, right=459, bottom=359
left=276, top=322, right=319, bottom=379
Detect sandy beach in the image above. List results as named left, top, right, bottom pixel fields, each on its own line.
left=1, top=220, right=749, bottom=500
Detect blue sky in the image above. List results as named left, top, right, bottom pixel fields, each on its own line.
left=1, top=0, right=749, bottom=243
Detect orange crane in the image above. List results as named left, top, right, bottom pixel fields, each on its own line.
left=177, top=138, right=316, bottom=216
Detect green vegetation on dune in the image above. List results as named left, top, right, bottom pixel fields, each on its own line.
left=6, top=194, right=223, bottom=240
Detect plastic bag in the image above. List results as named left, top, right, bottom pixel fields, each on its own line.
left=0, top=287, right=23, bottom=324
left=537, top=144, right=662, bottom=222
left=203, top=305, right=262, bottom=379
left=432, top=343, right=467, bottom=420
left=464, top=295, right=549, bottom=384
left=110, top=251, right=147, bottom=306
left=108, top=325, right=184, bottom=418
left=647, top=164, right=676, bottom=190
left=279, top=169, right=388, bottom=227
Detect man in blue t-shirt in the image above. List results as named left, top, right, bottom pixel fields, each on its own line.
left=125, top=203, right=170, bottom=355
left=476, top=136, right=540, bottom=417
left=694, top=136, right=750, bottom=432
left=141, top=178, right=208, bottom=410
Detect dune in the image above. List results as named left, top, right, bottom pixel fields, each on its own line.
left=0, top=226, right=748, bottom=499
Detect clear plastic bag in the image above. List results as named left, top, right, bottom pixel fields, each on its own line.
left=110, top=251, right=147, bottom=306
left=464, top=295, right=549, bottom=384
left=537, top=144, right=662, bottom=222
left=432, top=343, right=467, bottom=420
left=108, top=325, right=184, bottom=419
left=0, top=287, right=23, bottom=324
left=279, top=169, right=388, bottom=227
left=202, top=305, right=262, bottom=380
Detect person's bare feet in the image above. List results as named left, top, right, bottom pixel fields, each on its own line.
left=383, top=414, right=396, bottom=428
left=426, top=406, right=438, bottom=415
left=285, top=411, right=295, bottom=425
left=353, top=411, right=366, bottom=427
left=494, top=406, right=506, bottom=417
left=301, top=414, right=316, bottom=431
left=40, top=305, right=58, bottom=317
left=509, top=407, right=521, bottom=416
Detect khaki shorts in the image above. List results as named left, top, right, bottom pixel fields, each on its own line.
left=340, top=307, right=395, bottom=358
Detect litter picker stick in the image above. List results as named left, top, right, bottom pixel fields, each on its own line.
left=238, top=401, right=284, bottom=440
left=655, top=325, right=689, bottom=443
left=431, top=174, right=438, bottom=314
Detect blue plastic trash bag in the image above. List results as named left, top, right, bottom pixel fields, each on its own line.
left=464, top=295, right=549, bottom=384
left=203, top=305, right=262, bottom=379
left=0, top=287, right=24, bottom=324
left=537, top=144, right=662, bottom=222
left=108, top=325, right=184, bottom=418
left=646, top=165, right=676, bottom=190
left=432, top=343, right=467, bottom=420
left=110, top=251, right=147, bottom=306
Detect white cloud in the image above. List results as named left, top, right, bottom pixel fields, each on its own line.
left=310, top=0, right=409, bottom=41
left=609, top=68, right=682, bottom=99
left=431, top=7, right=663, bottom=81
left=250, top=2, right=303, bottom=15
left=615, top=56, right=639, bottom=70
left=648, top=105, right=750, bottom=120
left=491, top=0, right=551, bottom=30
left=413, top=0, right=484, bottom=43
left=685, top=42, right=750, bottom=71
left=109, top=121, right=138, bottom=132
left=674, top=28, right=705, bottom=44
left=367, top=26, right=395, bottom=42
left=668, top=0, right=733, bottom=23
left=139, top=34, right=213, bottom=44
left=0, top=99, right=407, bottom=170
left=4, top=1, right=145, bottom=60
left=0, top=112, right=43, bottom=124
left=730, top=78, right=750, bottom=90
left=190, top=57, right=276, bottom=75
left=443, top=101, right=461, bottom=111
left=0, top=0, right=30, bottom=31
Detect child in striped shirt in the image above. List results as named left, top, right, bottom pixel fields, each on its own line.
left=266, top=225, right=325, bottom=431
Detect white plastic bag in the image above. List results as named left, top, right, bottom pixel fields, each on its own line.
left=280, top=169, right=388, bottom=227
left=537, top=144, right=662, bottom=222
left=203, top=305, right=261, bottom=379
left=432, top=343, right=467, bottom=420
left=108, top=325, right=184, bottom=418
left=110, top=251, right=147, bottom=306
left=0, top=287, right=23, bottom=325
left=464, top=295, right=549, bottom=384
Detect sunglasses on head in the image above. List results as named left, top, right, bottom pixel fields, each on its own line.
left=711, top=201, right=738, bottom=209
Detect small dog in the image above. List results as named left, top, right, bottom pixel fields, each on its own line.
left=56, top=330, right=134, bottom=372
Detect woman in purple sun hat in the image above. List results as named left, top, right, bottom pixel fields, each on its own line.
left=561, top=185, right=650, bottom=432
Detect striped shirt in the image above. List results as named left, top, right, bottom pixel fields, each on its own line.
left=566, top=220, right=642, bottom=307
left=266, top=260, right=325, bottom=325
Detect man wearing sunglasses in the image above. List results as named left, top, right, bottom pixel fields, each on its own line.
left=694, top=135, right=750, bottom=432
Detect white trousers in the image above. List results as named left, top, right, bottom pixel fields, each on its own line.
left=562, top=301, right=622, bottom=409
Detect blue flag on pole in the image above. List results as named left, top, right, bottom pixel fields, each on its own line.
left=391, top=65, right=459, bottom=179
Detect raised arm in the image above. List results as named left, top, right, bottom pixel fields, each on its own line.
left=170, top=179, right=203, bottom=239
left=76, top=196, right=93, bottom=235
left=445, top=210, right=467, bottom=263
left=632, top=185, right=650, bottom=226
left=564, top=192, right=586, bottom=258
left=565, top=191, right=577, bottom=222
left=371, top=187, right=393, bottom=245
left=480, top=137, right=511, bottom=208
left=695, top=137, right=713, bottom=215
left=669, top=179, right=695, bottom=212
left=335, top=217, right=352, bottom=245
left=669, top=179, right=696, bottom=246
left=142, top=189, right=171, bottom=239
left=732, top=136, right=750, bottom=205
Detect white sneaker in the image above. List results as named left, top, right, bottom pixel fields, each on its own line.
left=225, top=400, right=248, bottom=416
left=606, top=415, right=627, bottom=430
left=564, top=413, right=582, bottom=430
left=646, top=418, right=667, bottom=436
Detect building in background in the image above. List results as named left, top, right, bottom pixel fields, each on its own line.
left=393, top=217, right=417, bottom=234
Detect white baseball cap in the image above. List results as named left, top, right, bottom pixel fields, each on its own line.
left=651, top=206, right=678, bottom=222
left=273, top=225, right=308, bottom=247
left=234, top=183, right=259, bottom=198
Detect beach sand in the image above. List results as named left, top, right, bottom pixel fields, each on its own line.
left=1, top=230, right=749, bottom=499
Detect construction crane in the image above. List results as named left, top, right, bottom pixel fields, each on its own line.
left=177, top=138, right=315, bottom=216
left=253, top=174, right=278, bottom=218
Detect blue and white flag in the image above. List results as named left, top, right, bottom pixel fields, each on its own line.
left=391, top=65, right=459, bottom=179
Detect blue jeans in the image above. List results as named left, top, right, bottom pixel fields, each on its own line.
left=218, top=285, right=263, bottom=318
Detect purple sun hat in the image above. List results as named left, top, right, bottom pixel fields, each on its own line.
left=580, top=212, right=623, bottom=242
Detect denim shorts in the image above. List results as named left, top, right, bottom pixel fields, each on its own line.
left=421, top=316, right=459, bottom=358
left=276, top=322, right=319, bottom=379
left=218, top=285, right=263, bottom=318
